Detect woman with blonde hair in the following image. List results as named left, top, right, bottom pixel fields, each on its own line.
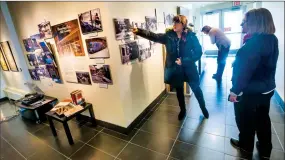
left=133, top=15, right=209, bottom=120
left=229, top=8, right=278, bottom=159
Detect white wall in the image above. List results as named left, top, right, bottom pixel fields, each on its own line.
left=0, top=6, right=31, bottom=98
left=6, top=2, right=179, bottom=127
left=262, top=2, right=285, bottom=101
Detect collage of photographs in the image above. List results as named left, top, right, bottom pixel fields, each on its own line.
left=13, top=7, right=167, bottom=87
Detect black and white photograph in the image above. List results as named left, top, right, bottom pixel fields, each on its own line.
left=138, top=44, right=151, bottom=62
left=28, top=69, right=40, bottom=81
left=76, top=71, right=92, bottom=85
left=164, top=13, right=174, bottom=26
left=85, top=37, right=110, bottom=59
left=119, top=41, right=139, bottom=64
left=79, top=8, right=103, bottom=34
left=132, top=22, right=145, bottom=40
left=113, top=18, right=132, bottom=40
left=27, top=54, right=38, bottom=66
left=89, top=65, right=113, bottom=84
left=38, top=21, right=53, bottom=39
left=145, top=16, right=157, bottom=32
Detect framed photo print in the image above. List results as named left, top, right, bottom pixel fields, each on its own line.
left=0, top=47, right=9, bottom=71
left=0, top=41, right=19, bottom=72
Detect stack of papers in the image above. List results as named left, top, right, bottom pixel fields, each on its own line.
left=51, top=102, right=83, bottom=117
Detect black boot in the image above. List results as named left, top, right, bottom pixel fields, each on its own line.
left=230, top=138, right=253, bottom=154
left=201, top=106, right=209, bottom=119
left=178, top=109, right=186, bottom=121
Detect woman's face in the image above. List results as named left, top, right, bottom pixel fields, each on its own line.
left=241, top=16, right=248, bottom=34
left=173, top=22, right=183, bottom=32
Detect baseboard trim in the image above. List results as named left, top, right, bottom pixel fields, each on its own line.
left=0, top=97, right=8, bottom=103
left=77, top=89, right=167, bottom=134
left=274, top=90, right=284, bottom=110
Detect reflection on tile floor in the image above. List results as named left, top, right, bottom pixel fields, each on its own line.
left=0, top=58, right=284, bottom=160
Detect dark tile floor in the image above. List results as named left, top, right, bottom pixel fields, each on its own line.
left=0, top=58, right=284, bottom=160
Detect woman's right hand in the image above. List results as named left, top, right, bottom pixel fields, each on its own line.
left=132, top=28, right=138, bottom=34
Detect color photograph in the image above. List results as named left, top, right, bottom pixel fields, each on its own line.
left=89, top=65, right=112, bottom=84
left=0, top=41, right=19, bottom=72
left=30, top=34, right=41, bottom=50
left=46, top=64, right=62, bottom=83
left=113, top=18, right=132, bottom=40
left=119, top=41, right=139, bottom=64
left=79, top=8, right=103, bottom=34
left=52, top=19, right=85, bottom=57
left=76, top=71, right=92, bottom=85
left=38, top=21, right=53, bottom=39
left=27, top=54, right=38, bottom=66
left=28, top=69, right=40, bottom=81
left=85, top=37, right=109, bottom=59
left=0, top=48, right=9, bottom=71
left=145, top=16, right=157, bottom=32
left=23, top=38, right=34, bottom=52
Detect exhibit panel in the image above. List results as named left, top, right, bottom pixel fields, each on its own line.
left=4, top=2, right=187, bottom=128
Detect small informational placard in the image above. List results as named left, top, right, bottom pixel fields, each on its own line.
left=99, top=83, right=108, bottom=89
left=94, top=59, right=105, bottom=64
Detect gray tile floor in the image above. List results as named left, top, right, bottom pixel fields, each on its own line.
left=0, top=58, right=284, bottom=160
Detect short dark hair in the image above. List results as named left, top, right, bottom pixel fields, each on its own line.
left=201, top=25, right=211, bottom=33
left=245, top=8, right=275, bottom=34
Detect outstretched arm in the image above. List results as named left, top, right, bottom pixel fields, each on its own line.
left=134, top=28, right=167, bottom=44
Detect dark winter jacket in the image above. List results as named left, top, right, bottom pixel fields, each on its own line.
left=231, top=33, right=279, bottom=95
left=136, top=27, right=203, bottom=87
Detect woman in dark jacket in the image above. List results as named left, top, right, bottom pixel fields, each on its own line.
left=229, top=8, right=279, bottom=159
left=133, top=15, right=209, bottom=120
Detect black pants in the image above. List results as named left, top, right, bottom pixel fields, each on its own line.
left=234, top=91, right=274, bottom=155
left=175, top=84, right=206, bottom=112
left=216, top=45, right=230, bottom=78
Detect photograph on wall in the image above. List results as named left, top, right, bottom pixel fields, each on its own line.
left=85, top=37, right=109, bottom=59
left=89, top=65, right=112, bottom=84
left=79, top=8, right=103, bottom=34
left=23, top=38, right=35, bottom=52
left=119, top=41, right=139, bottom=64
left=145, top=16, right=157, bottom=32
left=76, top=71, right=92, bottom=85
left=35, top=67, right=45, bottom=77
left=38, top=41, right=56, bottom=65
left=30, top=34, right=41, bottom=50
left=113, top=18, right=132, bottom=40
left=138, top=43, right=151, bottom=62
left=40, top=66, right=50, bottom=78
left=36, top=52, right=45, bottom=65
left=0, top=48, right=9, bottom=71
left=132, top=22, right=145, bottom=40
left=52, top=19, right=85, bottom=57
left=164, top=13, right=174, bottom=26
left=28, top=69, right=40, bottom=81
left=46, top=64, right=62, bottom=83
left=38, top=21, right=53, bottom=39
left=27, top=54, right=38, bottom=66
left=0, top=41, right=19, bottom=72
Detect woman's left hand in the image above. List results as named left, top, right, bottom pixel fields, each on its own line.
left=229, top=94, right=238, bottom=102
left=175, top=58, right=182, bottom=65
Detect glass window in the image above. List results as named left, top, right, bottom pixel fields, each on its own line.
left=225, top=33, right=242, bottom=50
left=203, top=12, right=220, bottom=29
left=223, top=10, right=243, bottom=33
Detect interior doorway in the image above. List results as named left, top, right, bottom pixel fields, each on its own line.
left=201, top=6, right=245, bottom=56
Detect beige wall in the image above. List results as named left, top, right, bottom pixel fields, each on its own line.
left=6, top=2, right=179, bottom=127
left=0, top=7, right=31, bottom=98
